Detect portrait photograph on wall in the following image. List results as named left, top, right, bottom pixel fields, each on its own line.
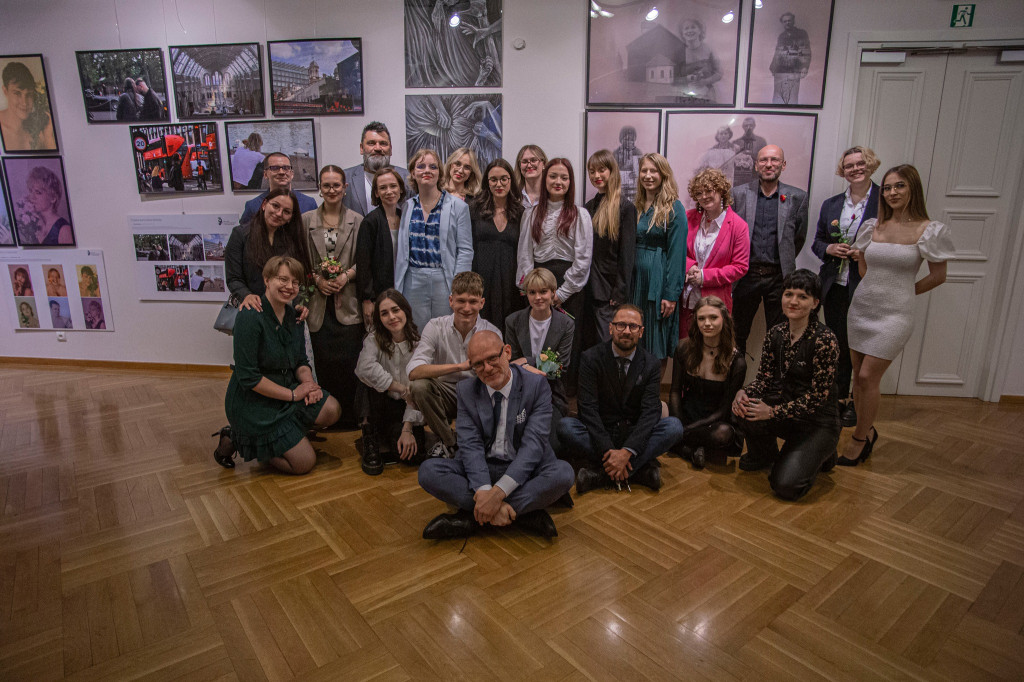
left=0, top=168, right=14, bottom=246
left=75, top=48, right=169, bottom=123
left=8, top=264, right=34, bottom=295
left=1, top=249, right=112, bottom=331
left=2, top=156, right=75, bottom=246
left=130, top=123, right=222, bottom=195
left=170, top=43, right=265, bottom=120
left=587, top=0, right=742, bottom=107
left=267, top=38, right=363, bottom=116
left=0, top=54, right=58, bottom=152
left=406, top=93, right=502, bottom=168
left=224, top=119, right=317, bottom=191
left=48, top=297, right=72, bottom=329
left=404, top=0, right=503, bottom=88
left=664, top=110, right=816, bottom=210
left=42, top=263, right=69, bottom=296
left=745, top=0, right=835, bottom=107
left=583, top=109, right=662, bottom=204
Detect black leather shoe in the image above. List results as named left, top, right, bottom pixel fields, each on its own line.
left=840, top=401, right=858, bottom=428
left=515, top=509, right=558, bottom=538
left=575, top=466, right=608, bottom=495
left=691, top=446, right=706, bottom=470
left=360, top=426, right=383, bottom=476
left=738, top=453, right=772, bottom=471
left=422, top=509, right=478, bottom=540
left=554, top=491, right=574, bottom=508
left=631, top=462, right=663, bottom=491
left=820, top=450, right=838, bottom=473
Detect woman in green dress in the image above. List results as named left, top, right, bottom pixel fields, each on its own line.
left=217, top=256, right=340, bottom=474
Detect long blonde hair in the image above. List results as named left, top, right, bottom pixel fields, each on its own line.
left=443, top=147, right=482, bottom=196
left=634, top=153, right=679, bottom=231
left=587, top=149, right=622, bottom=241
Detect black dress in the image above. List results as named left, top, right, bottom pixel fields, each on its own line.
left=472, top=213, right=525, bottom=328
left=669, top=340, right=746, bottom=457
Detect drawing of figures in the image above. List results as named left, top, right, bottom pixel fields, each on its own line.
left=769, top=12, right=811, bottom=104
left=406, top=94, right=502, bottom=167
left=404, top=0, right=503, bottom=88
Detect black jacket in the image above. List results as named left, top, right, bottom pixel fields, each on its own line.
left=584, top=192, right=636, bottom=303
left=811, top=183, right=879, bottom=299
left=355, top=205, right=401, bottom=304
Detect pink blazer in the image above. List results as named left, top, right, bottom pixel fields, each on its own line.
left=684, top=206, right=750, bottom=310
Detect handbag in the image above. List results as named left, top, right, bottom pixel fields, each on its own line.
left=214, top=294, right=241, bottom=335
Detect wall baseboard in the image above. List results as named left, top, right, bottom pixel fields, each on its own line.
left=0, top=356, right=232, bottom=376
left=999, top=394, right=1024, bottom=404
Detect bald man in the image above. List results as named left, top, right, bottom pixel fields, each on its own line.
left=418, top=331, right=575, bottom=540
left=730, top=144, right=809, bottom=356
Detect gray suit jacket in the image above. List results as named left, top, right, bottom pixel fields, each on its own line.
left=505, top=307, right=574, bottom=415
left=343, top=164, right=410, bottom=217
left=731, top=180, right=809, bottom=275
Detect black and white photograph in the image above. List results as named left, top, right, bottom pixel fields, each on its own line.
left=584, top=109, right=662, bottom=204
left=665, top=110, right=816, bottom=210
left=406, top=93, right=502, bottom=168
left=0, top=54, right=58, bottom=152
left=587, top=0, right=741, bottom=107
left=0, top=166, right=14, bottom=246
left=225, top=119, right=317, bottom=191
left=404, top=0, right=503, bottom=88
left=168, top=233, right=205, bottom=261
left=75, top=48, right=169, bottom=123
left=268, top=38, right=363, bottom=116
left=203, top=234, right=228, bottom=260
left=130, top=123, right=222, bottom=195
left=745, top=0, right=835, bottom=108
left=2, top=156, right=75, bottom=246
left=133, top=234, right=170, bottom=260
left=170, top=43, right=264, bottom=119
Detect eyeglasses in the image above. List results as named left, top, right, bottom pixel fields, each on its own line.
left=842, top=161, right=868, bottom=171
left=488, top=175, right=511, bottom=185
left=521, top=157, right=542, bottom=167
left=882, top=181, right=908, bottom=193
left=470, top=352, right=504, bottom=371
left=611, top=322, right=643, bottom=332
left=320, top=183, right=344, bottom=191
left=267, top=165, right=293, bottom=172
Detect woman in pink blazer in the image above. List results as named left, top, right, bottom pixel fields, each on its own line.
left=679, top=168, right=749, bottom=338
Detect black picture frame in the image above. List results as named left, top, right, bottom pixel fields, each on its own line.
left=2, top=155, right=76, bottom=247
left=267, top=38, right=364, bottom=116
left=0, top=164, right=15, bottom=246
left=744, top=0, right=836, bottom=108
left=0, top=53, right=59, bottom=153
left=224, top=118, right=318, bottom=192
left=169, top=43, right=265, bottom=120
left=129, top=123, right=223, bottom=196
left=75, top=48, right=169, bottom=123
left=583, top=109, right=662, bottom=204
left=586, top=0, right=742, bottom=108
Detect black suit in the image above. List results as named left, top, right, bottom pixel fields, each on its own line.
left=355, top=205, right=401, bottom=306
left=505, top=308, right=574, bottom=446
left=582, top=193, right=637, bottom=349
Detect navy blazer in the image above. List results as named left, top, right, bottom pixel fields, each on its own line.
left=731, top=180, right=809, bottom=275
left=455, top=364, right=557, bottom=491
left=343, top=164, right=410, bottom=217
left=811, top=183, right=879, bottom=299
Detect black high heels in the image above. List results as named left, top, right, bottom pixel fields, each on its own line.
left=837, top=426, right=877, bottom=467
left=212, top=426, right=236, bottom=468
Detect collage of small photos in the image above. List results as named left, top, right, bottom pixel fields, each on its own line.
left=6, top=255, right=109, bottom=330
left=128, top=214, right=237, bottom=301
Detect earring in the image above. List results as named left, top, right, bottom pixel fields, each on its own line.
left=319, top=192, right=323, bottom=198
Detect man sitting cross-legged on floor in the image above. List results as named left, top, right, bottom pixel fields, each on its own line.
left=557, top=304, right=684, bottom=493
left=418, top=331, right=576, bottom=539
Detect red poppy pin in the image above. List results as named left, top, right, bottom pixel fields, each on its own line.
left=780, top=194, right=787, bottom=203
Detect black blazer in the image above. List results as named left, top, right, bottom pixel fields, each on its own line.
left=355, top=205, right=401, bottom=304
left=224, top=223, right=304, bottom=300
left=576, top=340, right=663, bottom=454
left=811, top=183, right=879, bottom=299
left=584, top=192, right=637, bottom=303
left=505, top=307, right=574, bottom=416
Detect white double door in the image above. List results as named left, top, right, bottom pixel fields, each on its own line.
left=851, top=49, right=1024, bottom=397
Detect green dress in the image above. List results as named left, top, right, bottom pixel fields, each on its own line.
left=631, top=199, right=687, bottom=359
left=225, top=296, right=330, bottom=462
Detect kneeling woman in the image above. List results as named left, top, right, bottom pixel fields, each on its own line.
left=669, top=296, right=746, bottom=469
left=355, top=289, right=426, bottom=475
left=219, top=256, right=341, bottom=474
left=731, top=270, right=840, bottom=500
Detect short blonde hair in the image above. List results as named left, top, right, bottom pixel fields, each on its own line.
left=836, top=146, right=881, bottom=177
left=262, top=255, right=305, bottom=283
left=522, top=267, right=557, bottom=293
left=407, top=149, right=444, bottom=193
left=688, top=167, right=733, bottom=208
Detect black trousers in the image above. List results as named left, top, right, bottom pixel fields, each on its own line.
left=366, top=389, right=425, bottom=458
left=741, top=417, right=840, bottom=501
left=823, top=284, right=853, bottom=399
left=309, top=313, right=364, bottom=427
left=732, top=266, right=784, bottom=357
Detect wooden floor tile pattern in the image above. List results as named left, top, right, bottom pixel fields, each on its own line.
left=0, top=365, right=1022, bottom=680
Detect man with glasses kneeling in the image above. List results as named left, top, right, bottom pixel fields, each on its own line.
left=418, top=330, right=575, bottom=539
left=558, top=304, right=683, bottom=493
left=239, top=152, right=318, bottom=225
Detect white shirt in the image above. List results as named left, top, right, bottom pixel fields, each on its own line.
left=364, top=173, right=373, bottom=212
left=529, top=314, right=551, bottom=361
left=684, top=210, right=726, bottom=309
left=406, top=313, right=502, bottom=384
left=478, top=370, right=520, bottom=496
left=516, top=201, right=594, bottom=303
left=838, top=188, right=870, bottom=285
left=355, top=335, right=423, bottom=425
left=189, top=273, right=204, bottom=291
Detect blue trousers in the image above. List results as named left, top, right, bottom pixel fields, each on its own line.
left=418, top=456, right=574, bottom=515
left=557, top=417, right=683, bottom=475
left=403, top=266, right=451, bottom=334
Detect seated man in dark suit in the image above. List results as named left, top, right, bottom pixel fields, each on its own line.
left=418, top=331, right=575, bottom=539
left=557, top=304, right=684, bottom=493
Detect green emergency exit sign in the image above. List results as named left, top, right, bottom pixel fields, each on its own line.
left=951, top=4, right=975, bottom=27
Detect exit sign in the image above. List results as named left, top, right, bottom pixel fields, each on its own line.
left=951, top=4, right=975, bottom=27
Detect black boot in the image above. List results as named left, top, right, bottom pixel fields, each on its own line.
left=360, top=423, right=383, bottom=475
left=212, top=426, right=235, bottom=468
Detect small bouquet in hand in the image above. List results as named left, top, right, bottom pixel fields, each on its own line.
left=537, top=348, right=563, bottom=378
left=830, top=219, right=853, bottom=278
left=318, top=256, right=344, bottom=280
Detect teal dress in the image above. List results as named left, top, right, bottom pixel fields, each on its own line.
left=225, top=296, right=330, bottom=462
left=631, top=200, right=687, bottom=359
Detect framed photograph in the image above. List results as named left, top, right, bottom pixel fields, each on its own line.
left=267, top=38, right=364, bottom=116
left=2, top=156, right=75, bottom=246
left=0, top=54, right=58, bottom=152
left=75, top=48, right=169, bottom=123
left=586, top=0, right=741, bottom=107
left=129, top=123, right=222, bottom=195
left=404, top=0, right=503, bottom=88
left=664, top=110, right=816, bottom=210
left=583, top=109, right=662, bottom=204
left=169, top=43, right=265, bottom=119
left=406, top=94, right=502, bottom=168
left=224, top=119, right=317, bottom=192
left=745, top=0, right=835, bottom=108
left=0, top=166, right=14, bottom=246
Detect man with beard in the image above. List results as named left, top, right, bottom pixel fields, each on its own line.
left=557, top=305, right=683, bottom=494
left=238, top=152, right=318, bottom=225
left=343, top=122, right=409, bottom=216
left=730, top=144, right=809, bottom=357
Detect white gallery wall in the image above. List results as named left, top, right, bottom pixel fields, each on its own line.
left=2, top=0, right=1024, bottom=397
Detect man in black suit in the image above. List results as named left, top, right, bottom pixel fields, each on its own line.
left=343, top=121, right=409, bottom=217
left=557, top=305, right=683, bottom=493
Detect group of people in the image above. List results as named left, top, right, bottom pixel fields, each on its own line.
left=211, top=121, right=953, bottom=539
left=115, top=76, right=164, bottom=121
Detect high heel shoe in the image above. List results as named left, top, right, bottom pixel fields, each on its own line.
left=212, top=426, right=236, bottom=468
left=837, top=426, right=877, bottom=467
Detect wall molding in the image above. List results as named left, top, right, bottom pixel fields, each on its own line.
left=0, top=357, right=231, bottom=376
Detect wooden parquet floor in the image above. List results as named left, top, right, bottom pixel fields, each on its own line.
left=1, top=364, right=1023, bottom=681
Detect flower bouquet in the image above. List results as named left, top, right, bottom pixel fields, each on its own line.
left=318, top=256, right=344, bottom=280
left=537, top=348, right=563, bottom=378
left=830, top=219, right=853, bottom=279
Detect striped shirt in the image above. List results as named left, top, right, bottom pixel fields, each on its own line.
left=408, top=192, right=445, bottom=268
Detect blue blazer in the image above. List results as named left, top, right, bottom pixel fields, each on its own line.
left=394, top=192, right=474, bottom=292
left=811, top=183, right=879, bottom=299
left=455, top=364, right=557, bottom=491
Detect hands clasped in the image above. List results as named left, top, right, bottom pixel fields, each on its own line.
left=731, top=389, right=772, bottom=421
left=473, top=487, right=516, bottom=526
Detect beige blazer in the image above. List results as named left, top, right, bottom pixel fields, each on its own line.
left=303, top=206, right=363, bottom=331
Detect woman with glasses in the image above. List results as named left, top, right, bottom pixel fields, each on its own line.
left=841, top=165, right=953, bottom=466
left=472, top=158, right=526, bottom=328
left=395, top=148, right=474, bottom=332
left=303, top=164, right=364, bottom=427
left=514, top=144, right=548, bottom=207
left=811, top=146, right=881, bottom=429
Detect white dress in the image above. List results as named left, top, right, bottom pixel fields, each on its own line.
left=847, top=220, right=955, bottom=360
